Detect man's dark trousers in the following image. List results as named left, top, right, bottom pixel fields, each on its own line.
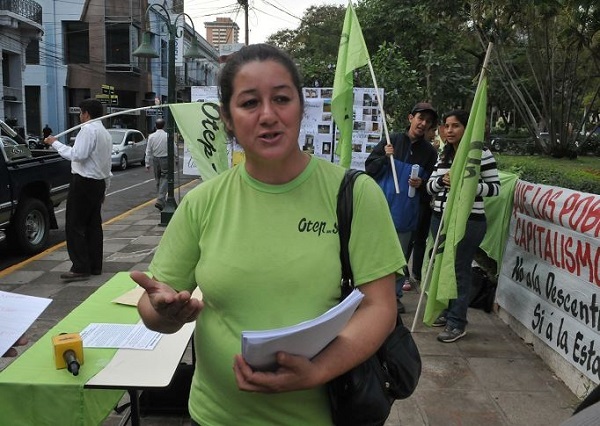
left=65, top=174, right=105, bottom=274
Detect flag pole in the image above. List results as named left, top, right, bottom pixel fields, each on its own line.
left=478, top=42, right=494, bottom=86
left=52, top=104, right=168, bottom=139
left=366, top=59, right=400, bottom=194
left=411, top=213, right=446, bottom=332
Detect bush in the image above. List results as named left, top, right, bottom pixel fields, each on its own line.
left=496, top=154, right=600, bottom=194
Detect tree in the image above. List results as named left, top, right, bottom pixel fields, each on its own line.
left=470, top=0, right=600, bottom=157
left=356, top=0, right=481, bottom=111
left=267, top=5, right=346, bottom=87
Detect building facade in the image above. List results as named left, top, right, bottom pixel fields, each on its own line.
left=0, top=0, right=218, bottom=139
left=0, top=0, right=44, bottom=139
left=204, top=17, right=239, bottom=48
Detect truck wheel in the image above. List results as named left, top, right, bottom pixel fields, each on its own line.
left=119, top=155, right=128, bottom=170
left=9, top=198, right=50, bottom=254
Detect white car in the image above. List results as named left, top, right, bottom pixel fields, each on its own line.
left=109, top=129, right=147, bottom=170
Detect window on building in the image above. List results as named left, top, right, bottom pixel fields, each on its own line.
left=26, top=39, right=40, bottom=65
left=161, top=39, right=168, bottom=78
left=25, top=86, right=41, bottom=134
left=64, top=21, right=90, bottom=64
left=106, top=22, right=131, bottom=65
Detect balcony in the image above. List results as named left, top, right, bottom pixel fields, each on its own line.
left=2, top=86, right=22, bottom=103
left=0, top=0, right=42, bottom=25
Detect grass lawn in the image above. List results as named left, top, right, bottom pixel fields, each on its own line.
left=496, top=154, right=600, bottom=194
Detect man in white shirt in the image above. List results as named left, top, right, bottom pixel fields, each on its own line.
left=145, top=118, right=170, bottom=210
left=44, top=99, right=112, bottom=282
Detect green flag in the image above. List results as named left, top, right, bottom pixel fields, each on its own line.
left=423, top=76, right=488, bottom=325
left=332, top=1, right=370, bottom=168
left=169, top=102, right=229, bottom=180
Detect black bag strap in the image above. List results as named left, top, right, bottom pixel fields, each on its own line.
left=336, top=169, right=364, bottom=300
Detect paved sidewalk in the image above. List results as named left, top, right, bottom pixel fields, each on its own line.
left=0, top=186, right=581, bottom=425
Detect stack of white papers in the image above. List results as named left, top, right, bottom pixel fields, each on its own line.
left=241, top=289, right=364, bottom=371
left=0, top=291, right=52, bottom=356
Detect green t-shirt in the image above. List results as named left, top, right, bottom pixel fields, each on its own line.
left=149, top=156, right=405, bottom=425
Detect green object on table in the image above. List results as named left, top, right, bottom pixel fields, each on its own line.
left=0, top=272, right=141, bottom=426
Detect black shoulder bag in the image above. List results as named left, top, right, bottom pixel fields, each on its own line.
left=327, top=169, right=422, bottom=426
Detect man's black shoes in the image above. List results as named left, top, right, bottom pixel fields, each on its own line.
left=60, top=271, right=90, bottom=282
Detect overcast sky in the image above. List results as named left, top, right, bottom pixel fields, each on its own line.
left=186, top=0, right=348, bottom=44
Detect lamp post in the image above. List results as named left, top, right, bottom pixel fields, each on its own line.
left=133, top=3, right=203, bottom=225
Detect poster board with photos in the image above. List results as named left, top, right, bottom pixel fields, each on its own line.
left=300, top=87, right=384, bottom=171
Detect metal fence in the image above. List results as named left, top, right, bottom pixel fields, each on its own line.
left=0, top=0, right=42, bottom=25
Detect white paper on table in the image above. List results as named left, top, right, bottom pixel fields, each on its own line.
left=0, top=291, right=52, bottom=356
left=80, top=321, right=162, bottom=350
left=241, top=289, right=364, bottom=371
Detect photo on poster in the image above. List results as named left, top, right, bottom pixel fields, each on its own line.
left=305, top=88, right=318, bottom=98
left=321, top=89, right=333, bottom=99
left=368, top=133, right=380, bottom=143
left=318, top=124, right=331, bottom=134
left=353, top=121, right=366, bottom=131
left=323, top=100, right=332, bottom=113
left=322, top=142, right=331, bottom=155
left=302, top=134, right=315, bottom=153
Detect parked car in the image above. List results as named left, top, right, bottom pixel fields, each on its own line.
left=1, top=135, right=22, bottom=148
left=26, top=133, right=47, bottom=150
left=109, top=128, right=147, bottom=170
left=0, top=120, right=71, bottom=254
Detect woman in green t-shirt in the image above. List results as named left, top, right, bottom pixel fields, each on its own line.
left=130, top=44, right=404, bottom=425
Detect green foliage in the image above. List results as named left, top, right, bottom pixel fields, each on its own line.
left=266, top=5, right=346, bottom=88
left=496, top=154, right=600, bottom=194
left=471, top=0, right=600, bottom=158
left=355, top=42, right=422, bottom=131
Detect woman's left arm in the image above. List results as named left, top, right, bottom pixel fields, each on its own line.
left=478, top=149, right=501, bottom=197
left=232, top=274, right=396, bottom=393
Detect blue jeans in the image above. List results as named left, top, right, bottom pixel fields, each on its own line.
left=430, top=214, right=487, bottom=330
left=395, top=231, right=412, bottom=298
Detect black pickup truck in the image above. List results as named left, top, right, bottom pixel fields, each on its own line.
left=0, top=124, right=71, bottom=254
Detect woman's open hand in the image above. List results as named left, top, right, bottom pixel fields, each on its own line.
left=130, top=271, right=203, bottom=331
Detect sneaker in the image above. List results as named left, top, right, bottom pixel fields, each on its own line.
left=437, top=326, right=466, bottom=343
left=432, top=315, right=447, bottom=327
left=396, top=298, right=406, bottom=314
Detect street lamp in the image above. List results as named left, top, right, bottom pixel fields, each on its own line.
left=133, top=4, right=203, bottom=225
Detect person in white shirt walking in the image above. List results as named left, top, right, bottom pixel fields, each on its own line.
left=145, top=118, right=170, bottom=211
left=44, top=99, right=112, bottom=282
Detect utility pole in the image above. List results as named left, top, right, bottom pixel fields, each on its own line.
left=238, top=0, right=249, bottom=45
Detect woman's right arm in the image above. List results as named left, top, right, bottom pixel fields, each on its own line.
left=130, top=271, right=203, bottom=334
left=427, top=159, right=446, bottom=195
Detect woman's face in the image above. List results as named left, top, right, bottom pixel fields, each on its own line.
left=444, top=115, right=465, bottom=146
left=224, top=60, right=303, bottom=165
